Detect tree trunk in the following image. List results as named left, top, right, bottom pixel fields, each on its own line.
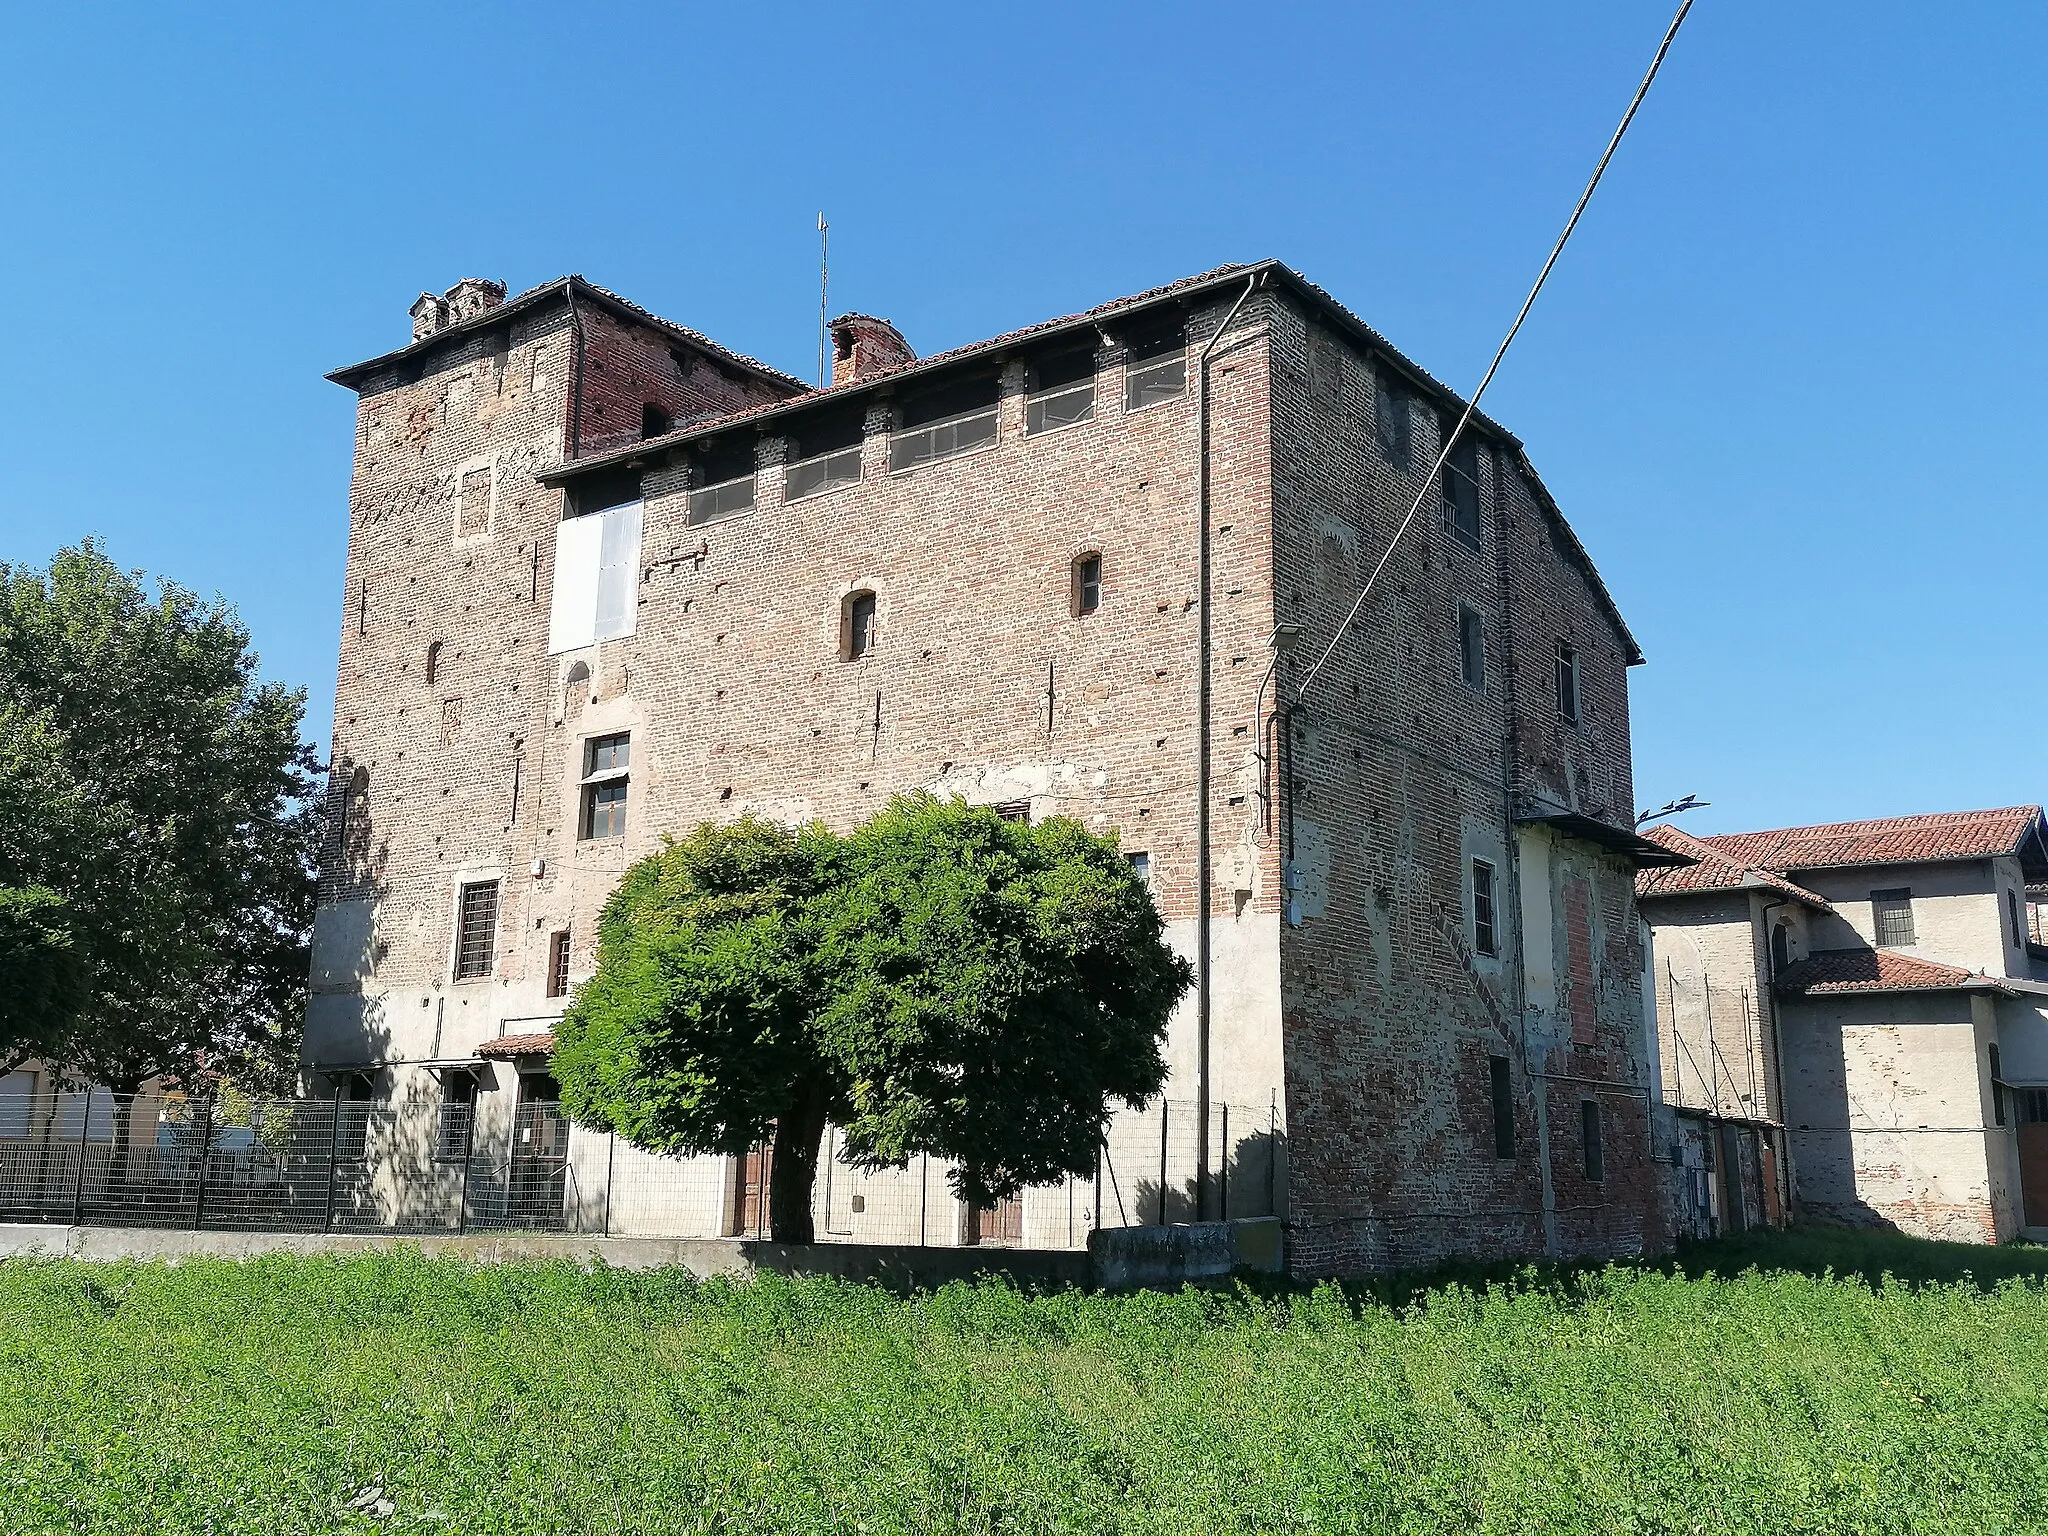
left=767, top=1077, right=830, bottom=1245
left=104, top=1079, right=145, bottom=1200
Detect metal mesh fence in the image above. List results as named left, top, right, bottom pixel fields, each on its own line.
left=0, top=1091, right=1283, bottom=1246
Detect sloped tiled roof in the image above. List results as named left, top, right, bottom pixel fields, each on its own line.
left=1703, top=806, right=2046, bottom=874
left=1774, top=948, right=2013, bottom=998
left=477, top=1032, right=558, bottom=1059
left=1634, top=823, right=1833, bottom=910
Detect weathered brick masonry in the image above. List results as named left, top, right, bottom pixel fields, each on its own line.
left=310, top=262, right=1675, bottom=1273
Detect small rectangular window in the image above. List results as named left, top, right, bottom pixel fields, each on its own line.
left=994, top=801, right=1031, bottom=824
left=1440, top=427, right=1481, bottom=548
left=436, top=1073, right=477, bottom=1162
left=1374, top=376, right=1411, bottom=467
left=846, top=592, right=877, bottom=661
left=453, top=881, right=500, bottom=980
left=581, top=733, right=630, bottom=841
left=1581, top=1100, right=1604, bottom=1182
left=1074, top=554, right=1103, bottom=617
left=1026, top=350, right=1097, bottom=434
left=1472, top=859, right=1498, bottom=957
left=1872, top=888, right=1915, bottom=947
left=1458, top=605, right=1486, bottom=691
left=1555, top=640, right=1581, bottom=724
left=1489, top=1056, right=1514, bottom=1159
left=547, top=929, right=572, bottom=999
left=1126, top=850, right=1151, bottom=887
left=1124, top=328, right=1187, bottom=411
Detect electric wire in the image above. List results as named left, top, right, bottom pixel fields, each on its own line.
left=1293, top=0, right=1696, bottom=698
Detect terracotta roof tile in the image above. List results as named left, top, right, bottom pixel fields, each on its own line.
left=1774, top=948, right=2012, bottom=998
left=477, top=1031, right=558, bottom=1059
left=1702, top=806, right=2044, bottom=873
left=1635, top=823, right=1834, bottom=911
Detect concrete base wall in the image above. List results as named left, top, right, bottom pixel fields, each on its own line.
left=1089, top=1218, right=1285, bottom=1289
left=0, top=1223, right=1090, bottom=1290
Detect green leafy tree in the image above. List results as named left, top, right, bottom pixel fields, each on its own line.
left=0, top=543, right=324, bottom=1096
left=556, top=796, right=1189, bottom=1243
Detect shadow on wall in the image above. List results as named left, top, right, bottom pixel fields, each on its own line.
left=1117, top=1125, right=1286, bottom=1228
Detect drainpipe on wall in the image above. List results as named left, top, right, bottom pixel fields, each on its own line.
left=1195, top=271, right=1263, bottom=1223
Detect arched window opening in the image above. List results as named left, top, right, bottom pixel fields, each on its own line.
left=1072, top=552, right=1103, bottom=617
left=1770, top=922, right=1791, bottom=977
left=842, top=590, right=878, bottom=661
left=640, top=402, right=674, bottom=439
left=563, top=660, right=591, bottom=719
left=424, top=640, right=443, bottom=685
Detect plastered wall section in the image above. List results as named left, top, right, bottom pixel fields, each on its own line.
left=1643, top=891, right=1797, bottom=1123
left=1780, top=988, right=2014, bottom=1242
left=1262, top=297, right=1660, bottom=1274
left=1800, top=859, right=2015, bottom=976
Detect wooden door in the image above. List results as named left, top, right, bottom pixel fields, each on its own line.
left=731, top=1141, right=772, bottom=1238
left=2019, top=1124, right=2048, bottom=1230
left=968, top=1194, right=1023, bottom=1247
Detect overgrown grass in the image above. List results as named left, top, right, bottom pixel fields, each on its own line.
left=1, top=1228, right=2043, bottom=1534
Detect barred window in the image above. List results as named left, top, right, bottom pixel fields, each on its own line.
left=547, top=929, right=572, bottom=999
left=1441, top=427, right=1481, bottom=548
left=1872, top=888, right=1915, bottom=947
left=436, top=1073, right=477, bottom=1162
left=454, top=881, right=500, bottom=980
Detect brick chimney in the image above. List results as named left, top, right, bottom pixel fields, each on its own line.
left=829, top=314, right=915, bottom=386
left=443, top=277, right=507, bottom=323
left=409, top=292, right=450, bottom=341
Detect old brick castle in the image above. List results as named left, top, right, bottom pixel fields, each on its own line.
left=308, top=262, right=1684, bottom=1275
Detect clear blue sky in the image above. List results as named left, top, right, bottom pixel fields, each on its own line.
left=2, top=2, right=2040, bottom=838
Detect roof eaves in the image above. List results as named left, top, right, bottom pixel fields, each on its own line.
left=327, top=276, right=811, bottom=394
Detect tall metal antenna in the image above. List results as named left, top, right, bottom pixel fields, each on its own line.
left=816, top=212, right=829, bottom=388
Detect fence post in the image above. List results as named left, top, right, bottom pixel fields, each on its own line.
left=1219, top=1104, right=1229, bottom=1223
left=321, top=1084, right=344, bottom=1234
left=602, top=1130, right=617, bottom=1237
left=69, top=1088, right=92, bottom=1225
left=1158, top=1101, right=1169, bottom=1227
left=1268, top=1090, right=1278, bottom=1219
left=919, top=1152, right=929, bottom=1247
left=456, top=1100, right=475, bottom=1234
left=190, top=1095, right=215, bottom=1231
left=1094, top=1142, right=1103, bottom=1232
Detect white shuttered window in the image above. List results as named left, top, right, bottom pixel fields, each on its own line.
left=547, top=500, right=643, bottom=654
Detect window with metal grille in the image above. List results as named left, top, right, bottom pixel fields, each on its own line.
left=547, top=929, right=572, bottom=999
left=994, top=802, right=1031, bottom=824
left=1073, top=553, right=1103, bottom=617
left=844, top=591, right=877, bottom=661
left=1440, top=427, right=1481, bottom=548
left=1872, top=888, right=1915, bottom=947
left=1555, top=639, right=1581, bottom=723
left=1124, top=327, right=1186, bottom=411
left=1472, top=859, right=1498, bottom=957
left=1375, top=376, right=1411, bottom=467
left=453, top=881, right=500, bottom=980
left=1490, top=1056, right=1514, bottom=1159
left=1581, top=1099, right=1604, bottom=1182
left=580, top=733, right=629, bottom=840
left=1458, top=605, right=1485, bottom=691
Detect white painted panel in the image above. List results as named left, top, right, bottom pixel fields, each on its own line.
left=594, top=500, right=643, bottom=643
left=547, top=514, right=604, bottom=655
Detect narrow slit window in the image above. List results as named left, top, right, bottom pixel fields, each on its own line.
left=1490, top=1056, right=1514, bottom=1159
left=1872, top=888, right=1915, bottom=947
left=1458, top=605, right=1485, bottom=691
left=1555, top=640, right=1581, bottom=724
left=453, top=880, right=500, bottom=981
left=424, top=640, right=443, bottom=685
left=2008, top=889, right=2024, bottom=948
left=844, top=591, right=877, bottom=661
left=1073, top=553, right=1103, bottom=617
left=1581, top=1100, right=1604, bottom=1182
left=1472, top=859, right=1498, bottom=957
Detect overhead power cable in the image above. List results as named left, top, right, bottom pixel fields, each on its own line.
left=1293, top=0, right=1696, bottom=698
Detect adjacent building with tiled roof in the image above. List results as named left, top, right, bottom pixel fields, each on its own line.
left=1637, top=801, right=2048, bottom=1247
left=307, top=258, right=1674, bottom=1277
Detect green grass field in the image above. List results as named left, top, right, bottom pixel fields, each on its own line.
left=1, top=1228, right=2043, bottom=1535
